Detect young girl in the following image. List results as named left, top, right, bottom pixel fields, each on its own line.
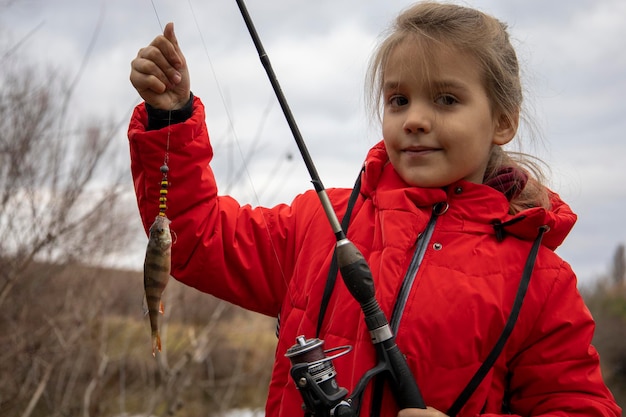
left=128, top=2, right=621, bottom=417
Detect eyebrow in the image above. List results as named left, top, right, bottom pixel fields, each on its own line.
left=382, top=78, right=470, bottom=93
left=382, top=80, right=401, bottom=92
left=431, top=79, right=470, bottom=92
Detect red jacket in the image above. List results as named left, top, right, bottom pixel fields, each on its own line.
left=129, top=97, right=620, bottom=417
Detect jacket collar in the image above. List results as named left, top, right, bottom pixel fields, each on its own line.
left=359, top=140, right=577, bottom=251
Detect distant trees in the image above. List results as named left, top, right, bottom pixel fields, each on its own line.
left=0, top=34, right=275, bottom=417
left=0, top=28, right=140, bottom=416
left=610, top=244, right=625, bottom=287
left=0, top=52, right=137, bottom=309
left=584, top=243, right=626, bottom=410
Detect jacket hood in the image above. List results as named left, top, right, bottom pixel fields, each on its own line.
left=359, top=141, right=577, bottom=251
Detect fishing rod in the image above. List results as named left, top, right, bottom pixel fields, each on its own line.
left=233, top=0, right=426, bottom=414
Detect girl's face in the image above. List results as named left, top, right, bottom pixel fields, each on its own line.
left=382, top=40, right=515, bottom=188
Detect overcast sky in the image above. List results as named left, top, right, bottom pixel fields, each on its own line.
left=1, top=0, right=625, bottom=286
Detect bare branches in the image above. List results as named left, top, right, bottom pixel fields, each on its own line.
left=83, top=354, right=109, bottom=417
left=0, top=22, right=276, bottom=417
left=20, top=362, right=53, bottom=417
left=0, top=51, right=136, bottom=308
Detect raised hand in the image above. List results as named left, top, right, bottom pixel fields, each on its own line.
left=130, top=22, right=191, bottom=110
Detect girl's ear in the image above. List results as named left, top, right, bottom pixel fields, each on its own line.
left=493, top=112, right=518, bottom=145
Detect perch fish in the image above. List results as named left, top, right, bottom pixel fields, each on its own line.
left=143, top=214, right=172, bottom=356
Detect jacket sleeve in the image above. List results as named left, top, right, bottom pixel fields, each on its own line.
left=128, top=97, right=295, bottom=316
left=495, top=262, right=621, bottom=417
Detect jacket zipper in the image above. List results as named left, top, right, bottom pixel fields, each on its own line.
left=370, top=207, right=442, bottom=417
left=390, top=208, right=440, bottom=334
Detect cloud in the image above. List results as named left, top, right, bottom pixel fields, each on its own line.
left=1, top=0, right=624, bottom=285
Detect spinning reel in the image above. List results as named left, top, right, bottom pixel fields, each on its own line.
left=286, top=336, right=353, bottom=417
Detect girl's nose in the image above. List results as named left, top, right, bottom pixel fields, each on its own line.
left=403, top=103, right=432, bottom=134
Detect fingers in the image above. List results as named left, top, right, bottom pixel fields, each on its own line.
left=133, top=26, right=183, bottom=86
left=397, top=407, right=449, bottom=417
left=130, top=22, right=191, bottom=109
left=159, top=22, right=185, bottom=70
left=163, top=22, right=182, bottom=61
left=131, top=45, right=181, bottom=93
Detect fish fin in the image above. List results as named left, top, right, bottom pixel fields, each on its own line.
left=152, top=332, right=162, bottom=357
left=159, top=301, right=165, bottom=314
left=142, top=296, right=149, bottom=316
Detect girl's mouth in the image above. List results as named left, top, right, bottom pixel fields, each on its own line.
left=403, top=146, right=440, bottom=155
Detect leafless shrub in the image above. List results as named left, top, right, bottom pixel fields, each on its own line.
left=0, top=262, right=276, bottom=417
left=0, top=22, right=276, bottom=417
left=0, top=52, right=137, bottom=308
left=583, top=244, right=626, bottom=410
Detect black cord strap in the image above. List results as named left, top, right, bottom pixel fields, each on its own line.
left=446, top=225, right=549, bottom=416
left=316, top=167, right=364, bottom=337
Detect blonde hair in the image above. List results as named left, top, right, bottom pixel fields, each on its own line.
left=367, top=1, right=550, bottom=213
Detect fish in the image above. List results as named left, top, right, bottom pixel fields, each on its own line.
left=143, top=214, right=172, bottom=356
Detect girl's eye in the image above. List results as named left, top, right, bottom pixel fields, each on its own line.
left=388, top=95, right=408, bottom=107
left=434, top=94, right=458, bottom=106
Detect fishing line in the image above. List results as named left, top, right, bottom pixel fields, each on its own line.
left=148, top=0, right=172, bottom=219
left=149, top=0, right=290, bottom=300
left=185, top=0, right=290, bottom=292
left=256, top=149, right=294, bottom=203
left=234, top=0, right=343, bottom=237
left=224, top=97, right=275, bottom=193
left=150, top=0, right=164, bottom=31
left=157, top=110, right=171, bottom=219
left=185, top=0, right=271, bottom=202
